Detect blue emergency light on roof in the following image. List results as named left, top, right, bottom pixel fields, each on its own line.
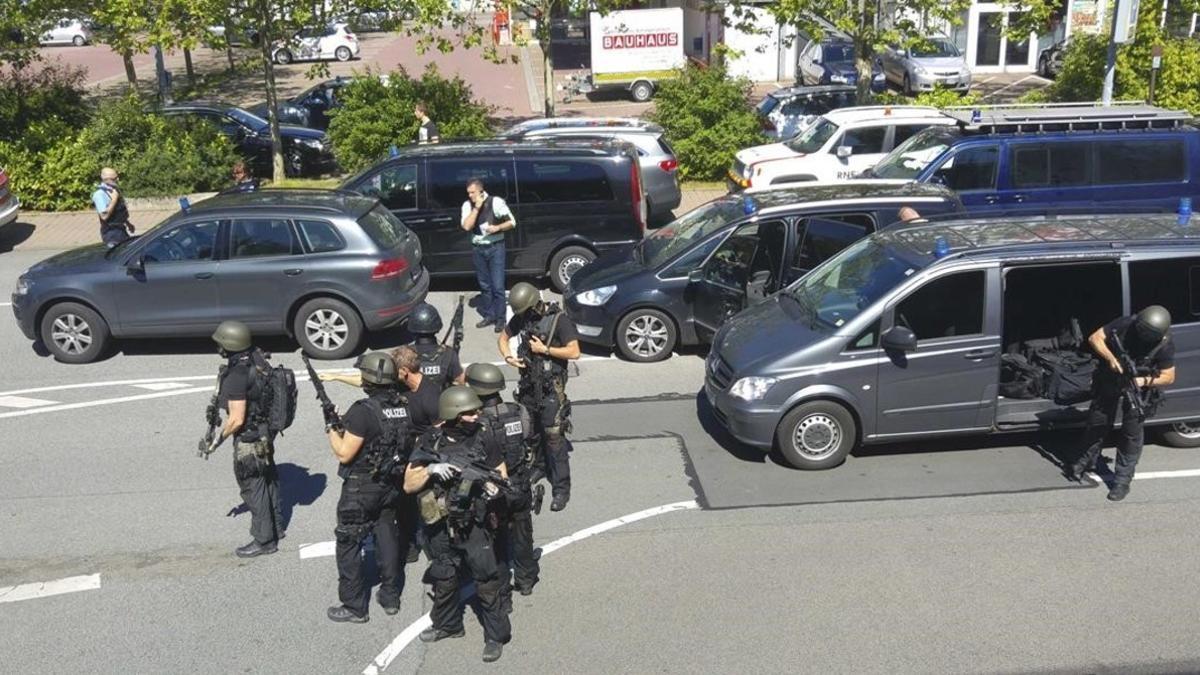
left=933, top=235, right=950, bottom=258
left=743, top=197, right=757, bottom=215
left=178, top=197, right=191, bottom=212
left=1179, top=197, right=1193, bottom=226
left=388, top=145, right=400, bottom=158
left=970, top=109, right=982, bottom=124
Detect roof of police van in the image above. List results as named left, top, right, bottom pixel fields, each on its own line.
left=738, top=181, right=956, bottom=212
left=881, top=213, right=1200, bottom=262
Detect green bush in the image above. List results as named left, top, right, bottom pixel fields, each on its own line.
left=328, top=65, right=494, bottom=172
left=647, top=61, right=764, bottom=181
left=0, top=61, right=90, bottom=151
left=875, top=86, right=981, bottom=108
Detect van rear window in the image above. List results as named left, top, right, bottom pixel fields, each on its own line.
left=1096, top=139, right=1185, bottom=185
left=516, top=160, right=613, bottom=203
left=357, top=205, right=407, bottom=249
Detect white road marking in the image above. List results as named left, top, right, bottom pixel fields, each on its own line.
left=0, top=301, right=12, bottom=307
left=298, top=541, right=337, bottom=559
left=0, top=573, right=101, bottom=604
left=1134, top=469, right=1200, bottom=480
left=361, top=499, right=700, bottom=675
left=131, top=382, right=193, bottom=391
left=0, top=395, right=58, bottom=409
left=0, top=374, right=217, bottom=398
left=0, top=385, right=215, bottom=419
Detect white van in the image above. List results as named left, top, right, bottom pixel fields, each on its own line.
left=727, top=106, right=955, bottom=191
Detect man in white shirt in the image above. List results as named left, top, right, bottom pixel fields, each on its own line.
left=461, top=178, right=517, bottom=333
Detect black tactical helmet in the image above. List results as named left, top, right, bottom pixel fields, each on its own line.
left=465, top=363, right=505, bottom=396
left=355, top=351, right=399, bottom=385
left=508, top=282, right=541, bottom=314
left=211, top=320, right=251, bottom=352
left=1134, top=305, right=1171, bottom=343
left=408, top=303, right=442, bottom=335
left=438, top=385, right=482, bottom=421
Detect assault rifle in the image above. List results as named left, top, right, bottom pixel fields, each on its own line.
left=197, top=366, right=227, bottom=460
left=1110, top=333, right=1150, bottom=421
left=424, top=449, right=513, bottom=542
left=301, top=355, right=343, bottom=432
left=440, top=294, right=465, bottom=353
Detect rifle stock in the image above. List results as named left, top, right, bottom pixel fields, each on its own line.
left=301, top=354, right=343, bottom=432
left=441, top=295, right=466, bottom=353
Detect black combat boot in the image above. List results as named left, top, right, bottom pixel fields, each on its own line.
left=375, top=591, right=400, bottom=616
left=482, top=640, right=503, bottom=662
left=419, top=627, right=465, bottom=642
left=327, top=606, right=368, bottom=623
left=1066, top=456, right=1096, bottom=482
left=235, top=540, right=277, bottom=558
left=1107, top=483, right=1131, bottom=501
left=550, top=493, right=569, bottom=512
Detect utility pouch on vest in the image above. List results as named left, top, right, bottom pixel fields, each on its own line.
left=418, top=489, right=449, bottom=525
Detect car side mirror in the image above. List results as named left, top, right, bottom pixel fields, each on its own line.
left=688, top=269, right=704, bottom=284
left=881, top=325, right=917, bottom=352
left=125, top=256, right=144, bottom=275
left=836, top=145, right=853, bottom=159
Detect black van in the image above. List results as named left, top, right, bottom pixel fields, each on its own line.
left=565, top=182, right=963, bottom=361
left=341, top=139, right=647, bottom=291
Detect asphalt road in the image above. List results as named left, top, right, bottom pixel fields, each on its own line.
left=2, top=248, right=1200, bottom=674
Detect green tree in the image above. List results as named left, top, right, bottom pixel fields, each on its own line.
left=724, top=0, right=972, bottom=103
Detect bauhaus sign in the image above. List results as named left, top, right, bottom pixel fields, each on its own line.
left=602, top=32, right=680, bottom=50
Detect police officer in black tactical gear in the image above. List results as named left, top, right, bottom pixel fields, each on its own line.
left=408, top=302, right=464, bottom=390
left=210, top=321, right=283, bottom=558
left=1068, top=305, right=1177, bottom=501
left=466, top=363, right=540, bottom=604
left=325, top=352, right=413, bottom=623
left=404, top=386, right=511, bottom=663
left=499, top=282, right=581, bottom=512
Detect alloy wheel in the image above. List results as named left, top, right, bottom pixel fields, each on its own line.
left=51, top=313, right=93, bottom=356
left=305, top=309, right=348, bottom=351
left=623, top=314, right=669, bottom=359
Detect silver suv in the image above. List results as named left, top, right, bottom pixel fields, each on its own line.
left=501, top=118, right=682, bottom=219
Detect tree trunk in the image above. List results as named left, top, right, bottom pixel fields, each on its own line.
left=184, top=48, right=195, bottom=87
left=855, top=53, right=873, bottom=104
left=122, top=50, right=137, bottom=90
left=257, top=13, right=286, bottom=182
left=226, top=44, right=236, bottom=71
left=540, top=24, right=555, bottom=116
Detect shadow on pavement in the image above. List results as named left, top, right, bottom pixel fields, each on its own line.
left=276, top=462, right=328, bottom=531
left=0, top=221, right=36, bottom=253
left=694, top=390, right=767, bottom=464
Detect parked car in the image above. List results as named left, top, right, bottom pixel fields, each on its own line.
left=867, top=103, right=1200, bottom=214
left=341, top=138, right=647, bottom=292
left=1038, top=40, right=1066, bottom=79
left=499, top=117, right=681, bottom=219
left=39, top=18, right=92, bottom=46
left=564, top=182, right=963, bottom=362
left=796, top=35, right=886, bottom=91
left=273, top=23, right=360, bottom=64
left=755, top=85, right=857, bottom=141
left=728, top=106, right=955, bottom=190
left=10, top=191, right=429, bottom=363
left=250, top=76, right=353, bottom=130
left=204, top=23, right=260, bottom=46
left=878, top=36, right=972, bottom=95
left=705, top=212, right=1200, bottom=470
left=0, top=168, right=20, bottom=230
left=160, top=102, right=338, bottom=178
left=337, top=7, right=407, bottom=32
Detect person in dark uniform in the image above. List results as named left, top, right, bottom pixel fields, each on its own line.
left=404, top=386, right=511, bottom=663
left=219, top=161, right=260, bottom=195
left=407, top=302, right=464, bottom=390
left=92, top=167, right=135, bottom=248
left=1068, top=305, right=1176, bottom=501
left=325, top=352, right=412, bottom=623
left=208, top=321, right=283, bottom=557
left=499, top=282, right=581, bottom=512
left=466, top=362, right=540, bottom=606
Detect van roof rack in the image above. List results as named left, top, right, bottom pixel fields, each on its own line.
left=941, top=102, right=1193, bottom=133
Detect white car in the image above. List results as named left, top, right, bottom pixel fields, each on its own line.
left=39, top=18, right=92, bottom=46
left=727, top=106, right=956, bottom=191
left=272, top=23, right=360, bottom=64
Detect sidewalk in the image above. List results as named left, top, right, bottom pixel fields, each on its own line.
left=0, top=187, right=730, bottom=253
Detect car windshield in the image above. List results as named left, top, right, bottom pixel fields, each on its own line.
left=228, top=108, right=269, bottom=133
left=785, top=117, right=838, bottom=154
left=823, top=44, right=855, bottom=63
left=871, top=127, right=960, bottom=180
left=911, top=39, right=960, bottom=58
left=640, top=200, right=745, bottom=267
left=785, top=236, right=929, bottom=330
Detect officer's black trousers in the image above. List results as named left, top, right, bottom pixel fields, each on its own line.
left=335, top=478, right=406, bottom=617
left=233, top=446, right=282, bottom=545
left=533, top=387, right=571, bottom=499
left=426, top=525, right=511, bottom=643
left=1078, top=393, right=1145, bottom=485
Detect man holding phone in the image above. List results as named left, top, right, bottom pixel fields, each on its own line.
left=461, top=178, right=516, bottom=333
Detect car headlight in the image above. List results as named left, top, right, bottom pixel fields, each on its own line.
left=298, top=138, right=324, bottom=149
left=13, top=277, right=29, bottom=296
left=912, top=62, right=928, bottom=75
left=574, top=285, right=616, bottom=307
left=730, top=376, right=777, bottom=401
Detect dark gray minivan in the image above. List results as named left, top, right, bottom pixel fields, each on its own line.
left=705, top=213, right=1200, bottom=469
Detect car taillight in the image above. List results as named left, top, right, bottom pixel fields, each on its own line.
left=658, top=158, right=678, bottom=172
left=371, top=257, right=408, bottom=280
left=630, top=161, right=645, bottom=232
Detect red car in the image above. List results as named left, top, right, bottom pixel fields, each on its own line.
left=0, top=168, right=19, bottom=230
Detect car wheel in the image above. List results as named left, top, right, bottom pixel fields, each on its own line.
left=775, top=400, right=856, bottom=470
left=1161, top=420, right=1200, bottom=448
left=335, top=46, right=352, bottom=62
left=72, top=35, right=85, bottom=46
left=274, top=49, right=292, bottom=65
left=630, top=81, right=653, bottom=102
left=40, top=302, right=110, bottom=364
left=294, top=297, right=363, bottom=360
left=549, top=245, right=595, bottom=293
left=903, top=73, right=914, bottom=97
left=615, top=309, right=676, bottom=363
left=1038, top=56, right=1048, bottom=78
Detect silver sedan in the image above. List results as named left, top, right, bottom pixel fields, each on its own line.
left=880, top=37, right=972, bottom=96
